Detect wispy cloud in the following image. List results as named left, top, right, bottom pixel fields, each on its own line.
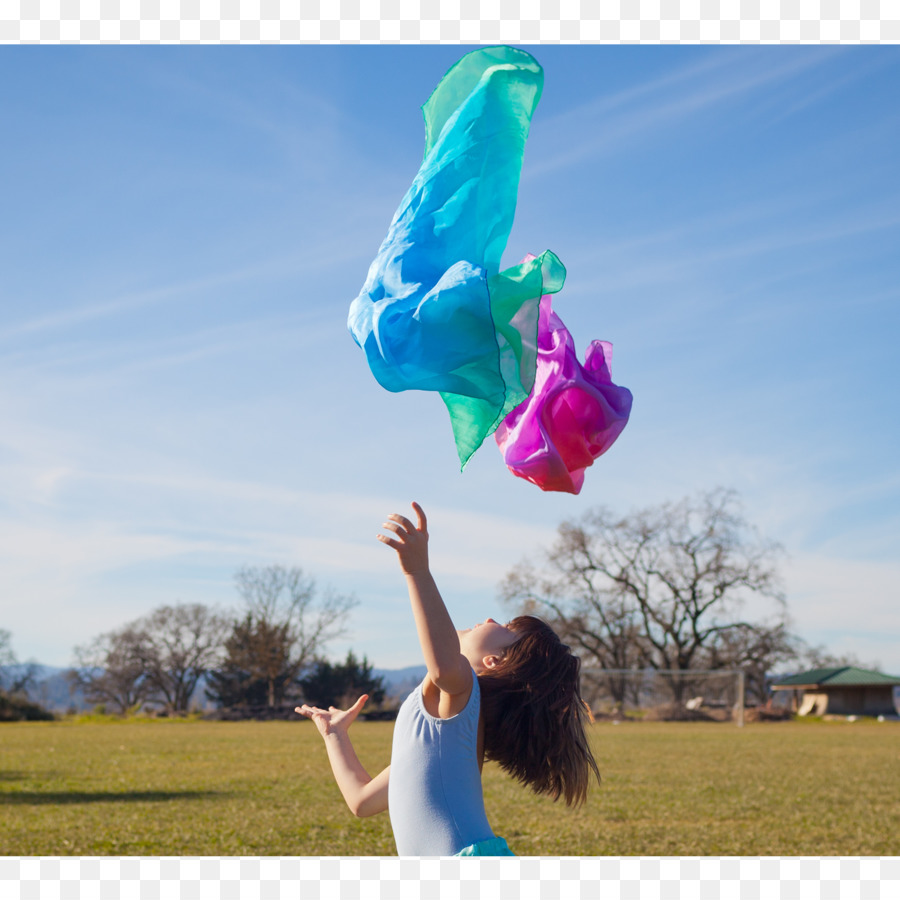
left=745, top=49, right=900, bottom=129
left=0, top=264, right=267, bottom=343
left=0, top=229, right=378, bottom=347
left=554, top=194, right=900, bottom=320
left=527, top=48, right=844, bottom=177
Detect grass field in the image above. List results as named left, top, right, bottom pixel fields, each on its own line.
left=1, top=718, right=898, bottom=856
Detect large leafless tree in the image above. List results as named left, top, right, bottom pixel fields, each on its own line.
left=134, top=604, right=231, bottom=713
left=501, top=488, right=788, bottom=704
left=70, top=626, right=152, bottom=714
left=225, top=565, right=357, bottom=708
left=71, top=603, right=229, bottom=715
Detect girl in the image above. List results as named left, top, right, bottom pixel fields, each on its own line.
left=296, top=502, right=600, bottom=856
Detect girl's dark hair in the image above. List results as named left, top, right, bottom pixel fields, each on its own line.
left=478, top=616, right=601, bottom=807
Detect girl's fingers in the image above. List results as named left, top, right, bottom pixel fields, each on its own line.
left=388, top=514, right=415, bottom=532
left=378, top=507, right=426, bottom=547
left=411, top=502, right=427, bottom=531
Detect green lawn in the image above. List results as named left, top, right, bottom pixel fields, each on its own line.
left=1, top=718, right=897, bottom=856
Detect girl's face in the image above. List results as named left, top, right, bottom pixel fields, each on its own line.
left=457, top=618, right=521, bottom=673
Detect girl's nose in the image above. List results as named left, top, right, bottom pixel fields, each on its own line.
left=485, top=617, right=497, bottom=625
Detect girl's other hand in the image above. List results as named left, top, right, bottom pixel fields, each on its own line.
left=295, top=694, right=369, bottom=738
left=377, top=501, right=429, bottom=576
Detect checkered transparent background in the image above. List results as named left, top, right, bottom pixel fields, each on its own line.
left=2, top=857, right=899, bottom=898
left=1, top=0, right=898, bottom=42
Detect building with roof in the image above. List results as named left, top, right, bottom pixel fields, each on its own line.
left=771, top=666, right=900, bottom=717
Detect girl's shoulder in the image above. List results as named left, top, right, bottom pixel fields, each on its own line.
left=420, top=667, right=475, bottom=720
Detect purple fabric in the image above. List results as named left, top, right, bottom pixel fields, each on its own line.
left=494, top=292, right=633, bottom=494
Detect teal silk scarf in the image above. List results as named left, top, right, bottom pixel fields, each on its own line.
left=348, top=47, right=631, bottom=492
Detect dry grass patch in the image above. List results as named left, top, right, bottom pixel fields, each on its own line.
left=1, top=718, right=897, bottom=855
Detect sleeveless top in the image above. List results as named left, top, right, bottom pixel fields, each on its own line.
left=388, top=671, right=496, bottom=856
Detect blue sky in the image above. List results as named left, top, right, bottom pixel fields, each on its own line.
left=2, top=45, right=898, bottom=674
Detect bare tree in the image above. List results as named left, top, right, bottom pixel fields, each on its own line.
left=0, top=629, right=39, bottom=697
left=698, top=620, right=800, bottom=705
left=502, top=563, right=650, bottom=709
left=795, top=643, right=881, bottom=673
left=69, top=627, right=151, bottom=714
left=226, top=565, right=357, bottom=708
left=70, top=603, right=229, bottom=715
left=134, top=604, right=230, bottom=714
left=502, top=488, right=786, bottom=703
left=0, top=629, right=14, bottom=670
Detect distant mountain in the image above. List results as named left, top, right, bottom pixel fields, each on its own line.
left=373, top=665, right=427, bottom=701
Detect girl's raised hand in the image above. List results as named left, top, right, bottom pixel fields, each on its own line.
left=295, top=694, right=369, bottom=738
left=377, top=501, right=429, bottom=576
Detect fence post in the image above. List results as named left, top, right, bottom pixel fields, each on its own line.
left=736, top=670, right=745, bottom=728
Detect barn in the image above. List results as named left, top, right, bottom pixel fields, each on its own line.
left=771, top=666, right=900, bottom=717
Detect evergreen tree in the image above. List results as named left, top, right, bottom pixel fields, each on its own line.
left=205, top=615, right=291, bottom=708
left=300, top=651, right=386, bottom=709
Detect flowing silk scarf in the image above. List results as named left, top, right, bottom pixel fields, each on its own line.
left=494, top=270, right=633, bottom=494
left=348, top=46, right=632, bottom=493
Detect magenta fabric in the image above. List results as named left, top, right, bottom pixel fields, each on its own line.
left=494, top=291, right=633, bottom=494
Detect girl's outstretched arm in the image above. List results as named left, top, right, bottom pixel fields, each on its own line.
left=295, top=695, right=389, bottom=817
left=377, top=502, right=471, bottom=697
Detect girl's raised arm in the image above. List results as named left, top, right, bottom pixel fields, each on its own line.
left=377, top=502, right=471, bottom=697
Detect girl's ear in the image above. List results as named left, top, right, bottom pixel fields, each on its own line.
left=482, top=655, right=502, bottom=670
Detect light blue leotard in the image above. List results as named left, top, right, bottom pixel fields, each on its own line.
left=388, top=671, right=498, bottom=856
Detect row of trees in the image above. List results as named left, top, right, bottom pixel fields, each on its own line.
left=501, top=488, right=862, bottom=707
left=69, top=565, right=384, bottom=716
left=6, top=487, right=873, bottom=719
